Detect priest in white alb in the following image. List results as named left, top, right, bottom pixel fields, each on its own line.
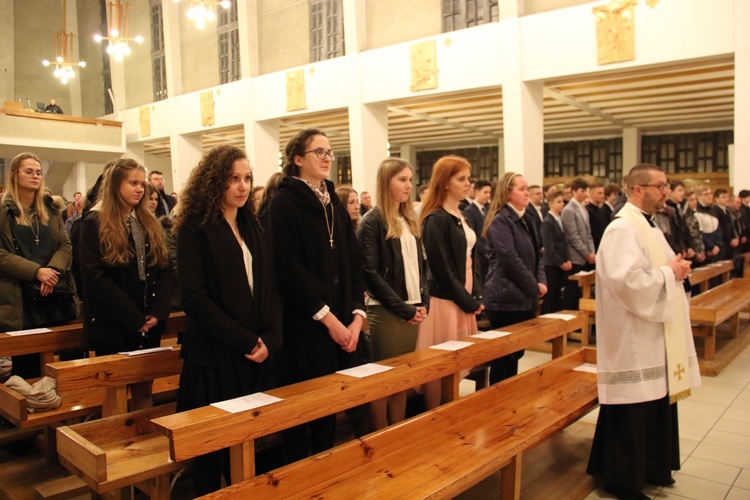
left=587, top=164, right=701, bottom=500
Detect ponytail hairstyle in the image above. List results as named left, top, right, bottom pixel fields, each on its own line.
left=419, top=155, right=472, bottom=226
left=97, top=158, right=169, bottom=268
left=375, top=158, right=419, bottom=239
left=483, top=171, right=521, bottom=238
left=283, top=129, right=327, bottom=177
left=4, top=152, right=50, bottom=226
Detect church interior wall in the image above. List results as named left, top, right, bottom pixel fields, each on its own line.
left=0, top=2, right=15, bottom=105
left=178, top=2, right=221, bottom=94
left=76, top=0, right=106, bottom=118
left=523, top=0, right=597, bottom=16
left=257, top=0, right=310, bottom=75
left=122, top=2, right=155, bottom=109
left=364, top=0, right=442, bottom=50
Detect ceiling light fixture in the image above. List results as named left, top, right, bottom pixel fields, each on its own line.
left=94, top=0, right=144, bottom=62
left=174, top=0, right=231, bottom=29
left=42, top=0, right=86, bottom=85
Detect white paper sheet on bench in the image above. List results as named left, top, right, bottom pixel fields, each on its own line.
left=539, top=313, right=577, bottom=321
left=430, top=340, right=473, bottom=351
left=573, top=270, right=595, bottom=276
left=471, top=330, right=512, bottom=340
left=5, top=327, right=53, bottom=337
left=573, top=363, right=597, bottom=374
left=336, top=363, right=393, bottom=378
left=211, top=392, right=283, bottom=413
left=118, top=346, right=173, bottom=356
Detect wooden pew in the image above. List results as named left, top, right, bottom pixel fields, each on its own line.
left=201, top=348, right=598, bottom=500
left=690, top=278, right=750, bottom=360
left=568, top=270, right=595, bottom=345
left=688, top=259, right=733, bottom=293
left=56, top=312, right=584, bottom=498
left=742, top=252, right=750, bottom=278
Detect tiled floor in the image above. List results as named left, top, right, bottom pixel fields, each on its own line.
left=578, top=344, right=750, bottom=500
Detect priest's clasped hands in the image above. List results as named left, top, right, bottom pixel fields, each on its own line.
left=668, top=254, right=692, bottom=281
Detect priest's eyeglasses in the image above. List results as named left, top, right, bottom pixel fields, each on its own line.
left=638, top=183, right=668, bottom=192
left=303, top=148, right=336, bottom=161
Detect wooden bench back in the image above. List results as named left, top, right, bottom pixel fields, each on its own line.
left=152, top=312, right=583, bottom=467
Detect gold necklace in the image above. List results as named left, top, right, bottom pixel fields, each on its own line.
left=321, top=199, right=335, bottom=249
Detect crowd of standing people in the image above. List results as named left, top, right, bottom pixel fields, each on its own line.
left=2, top=134, right=748, bottom=497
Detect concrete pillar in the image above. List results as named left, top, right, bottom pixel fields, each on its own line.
left=733, top=0, right=750, bottom=191
left=400, top=145, right=418, bottom=170
left=237, top=0, right=260, bottom=78
left=499, top=0, right=523, bottom=19
left=622, top=127, right=642, bottom=176
left=169, top=134, right=203, bottom=191
left=245, top=119, right=280, bottom=187
left=497, top=137, right=506, bottom=178
left=106, top=4, right=126, bottom=113
left=75, top=161, right=87, bottom=195
left=348, top=103, right=389, bottom=194
left=162, top=0, right=182, bottom=97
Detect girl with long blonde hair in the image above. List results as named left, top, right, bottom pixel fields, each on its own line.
left=79, top=158, right=175, bottom=410
left=357, top=158, right=428, bottom=429
left=417, top=155, right=483, bottom=410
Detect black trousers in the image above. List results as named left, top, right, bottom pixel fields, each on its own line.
left=542, top=265, right=565, bottom=314
left=587, top=395, right=680, bottom=493
left=561, top=263, right=593, bottom=310
left=487, top=310, right=534, bottom=385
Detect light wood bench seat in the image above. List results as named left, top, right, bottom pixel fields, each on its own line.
left=57, top=312, right=584, bottom=498
left=57, top=403, right=183, bottom=499
left=201, top=348, right=598, bottom=500
left=690, top=278, right=750, bottom=360
left=689, top=259, right=734, bottom=293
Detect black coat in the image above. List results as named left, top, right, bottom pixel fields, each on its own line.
left=154, top=190, right=176, bottom=219
left=268, top=177, right=365, bottom=384
left=541, top=213, right=570, bottom=268
left=586, top=203, right=610, bottom=251
left=80, top=211, right=176, bottom=351
left=176, top=207, right=282, bottom=407
left=357, top=207, right=429, bottom=321
left=421, top=208, right=481, bottom=313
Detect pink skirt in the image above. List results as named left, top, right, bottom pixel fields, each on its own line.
left=417, top=257, right=478, bottom=351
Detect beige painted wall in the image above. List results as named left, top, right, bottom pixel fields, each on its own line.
left=524, top=0, right=596, bottom=16
left=365, top=0, right=442, bottom=50
left=179, top=3, right=221, bottom=94
left=77, top=0, right=106, bottom=117
left=1, top=2, right=14, bottom=103
left=14, top=0, right=73, bottom=114
left=258, top=0, right=309, bottom=74
left=123, top=2, right=155, bottom=108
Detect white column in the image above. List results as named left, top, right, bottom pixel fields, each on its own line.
left=170, top=134, right=203, bottom=191
left=348, top=103, right=389, bottom=194
left=162, top=0, right=182, bottom=97
left=622, top=127, right=642, bottom=177
left=399, top=145, right=418, bottom=170
left=733, top=0, right=750, bottom=191
left=245, top=119, right=280, bottom=187
left=237, top=0, right=260, bottom=78
left=343, top=0, right=366, bottom=54
left=75, top=162, right=87, bottom=195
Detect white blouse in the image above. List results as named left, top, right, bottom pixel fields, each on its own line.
left=240, top=238, right=254, bottom=295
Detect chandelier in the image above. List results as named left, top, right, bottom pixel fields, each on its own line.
left=42, top=0, right=86, bottom=85
left=94, top=0, right=144, bottom=62
left=174, top=0, right=231, bottom=29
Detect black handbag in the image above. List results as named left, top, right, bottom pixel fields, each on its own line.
left=22, top=272, right=80, bottom=326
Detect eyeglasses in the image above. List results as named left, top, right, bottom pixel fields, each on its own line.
left=303, top=148, right=336, bottom=161
left=20, top=169, right=44, bottom=178
left=638, top=183, right=668, bottom=192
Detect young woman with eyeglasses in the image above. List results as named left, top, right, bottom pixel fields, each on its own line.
left=1, top=152, right=74, bottom=379
left=267, top=128, right=365, bottom=461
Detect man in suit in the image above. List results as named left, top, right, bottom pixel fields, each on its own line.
left=586, top=182, right=610, bottom=251
left=528, top=184, right=545, bottom=225
left=603, top=183, right=620, bottom=221
left=462, top=179, right=492, bottom=299
left=561, top=178, right=596, bottom=310
left=149, top=170, right=177, bottom=218
left=540, top=191, right=572, bottom=313
left=711, top=188, right=738, bottom=261
left=738, top=190, right=750, bottom=253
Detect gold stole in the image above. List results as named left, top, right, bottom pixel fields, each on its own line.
left=616, top=204, right=691, bottom=404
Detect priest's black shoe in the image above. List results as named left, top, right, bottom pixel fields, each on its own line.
left=603, top=484, right=649, bottom=500
left=646, top=476, right=675, bottom=486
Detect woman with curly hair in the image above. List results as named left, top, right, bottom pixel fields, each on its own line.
left=174, top=145, right=282, bottom=495
left=79, top=158, right=175, bottom=409
left=1, top=152, right=74, bottom=379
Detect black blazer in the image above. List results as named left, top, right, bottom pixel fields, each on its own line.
left=541, top=213, right=570, bottom=267
left=177, top=207, right=282, bottom=367
left=422, top=208, right=481, bottom=313
left=357, top=208, right=429, bottom=321
left=80, top=211, right=175, bottom=351
left=586, top=203, right=610, bottom=251
left=154, top=190, right=176, bottom=218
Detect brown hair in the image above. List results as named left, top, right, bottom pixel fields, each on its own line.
left=375, top=158, right=419, bottom=240
left=283, top=129, right=327, bottom=177
left=3, top=152, right=50, bottom=226
left=483, top=172, right=523, bottom=237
